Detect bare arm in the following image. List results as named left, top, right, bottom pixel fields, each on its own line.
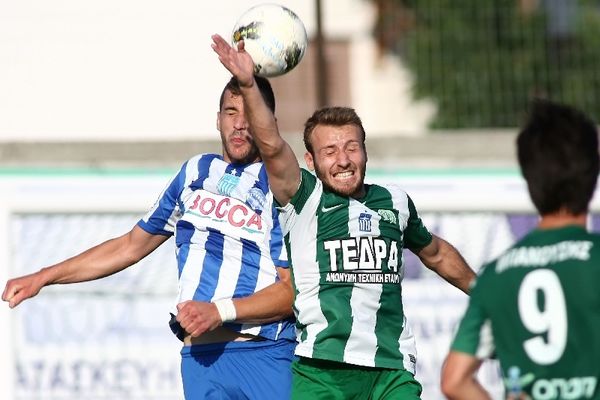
left=211, top=34, right=300, bottom=205
left=2, top=225, right=168, bottom=308
left=414, top=235, right=475, bottom=294
left=176, top=266, right=294, bottom=337
left=234, top=266, right=294, bottom=323
left=441, top=351, right=490, bottom=400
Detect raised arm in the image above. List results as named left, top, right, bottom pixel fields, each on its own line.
left=414, top=235, right=476, bottom=294
left=211, top=34, right=300, bottom=205
left=2, top=225, right=168, bottom=308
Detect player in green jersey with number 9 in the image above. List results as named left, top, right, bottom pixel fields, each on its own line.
left=442, top=100, right=600, bottom=400
left=212, top=34, right=477, bottom=399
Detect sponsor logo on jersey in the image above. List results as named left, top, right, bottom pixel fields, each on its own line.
left=358, top=212, right=372, bottom=232
left=325, top=272, right=400, bottom=284
left=496, top=240, right=593, bottom=273
left=217, top=172, right=240, bottom=197
left=246, top=187, right=267, bottom=214
left=323, top=236, right=400, bottom=284
left=187, top=191, right=263, bottom=234
left=378, top=209, right=397, bottom=225
left=321, top=204, right=343, bottom=213
left=530, top=376, right=597, bottom=400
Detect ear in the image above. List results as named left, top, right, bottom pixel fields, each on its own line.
left=304, top=151, right=315, bottom=171
left=216, top=112, right=221, bottom=131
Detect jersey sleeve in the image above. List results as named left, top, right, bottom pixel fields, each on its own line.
left=450, top=272, right=495, bottom=359
left=402, top=195, right=433, bottom=250
left=137, top=162, right=187, bottom=236
left=278, top=168, right=317, bottom=211
left=277, top=168, right=318, bottom=233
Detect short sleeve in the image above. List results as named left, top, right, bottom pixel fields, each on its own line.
left=137, top=163, right=187, bottom=236
left=403, top=195, right=433, bottom=250
left=450, top=273, right=495, bottom=359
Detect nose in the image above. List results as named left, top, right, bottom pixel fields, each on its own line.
left=336, top=150, right=351, bottom=167
left=233, top=113, right=248, bottom=130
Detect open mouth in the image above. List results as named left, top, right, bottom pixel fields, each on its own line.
left=333, top=171, right=354, bottom=179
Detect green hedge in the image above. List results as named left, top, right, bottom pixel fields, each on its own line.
left=385, top=0, right=600, bottom=128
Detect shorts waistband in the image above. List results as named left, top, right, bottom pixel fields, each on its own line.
left=182, top=338, right=295, bottom=356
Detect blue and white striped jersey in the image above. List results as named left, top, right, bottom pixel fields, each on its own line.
left=138, top=153, right=295, bottom=341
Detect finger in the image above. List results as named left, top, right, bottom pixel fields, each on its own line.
left=8, top=290, right=26, bottom=308
left=176, top=300, right=190, bottom=311
left=236, top=40, right=245, bottom=52
left=211, top=34, right=230, bottom=52
left=2, top=283, right=18, bottom=302
left=211, top=34, right=226, bottom=46
left=190, top=323, right=209, bottom=338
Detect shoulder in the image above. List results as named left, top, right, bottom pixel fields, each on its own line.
left=299, top=168, right=320, bottom=190
left=372, top=183, right=409, bottom=199
left=184, top=153, right=222, bottom=167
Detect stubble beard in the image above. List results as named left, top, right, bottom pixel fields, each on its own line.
left=316, top=164, right=366, bottom=198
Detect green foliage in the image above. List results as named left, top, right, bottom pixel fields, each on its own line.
left=392, top=0, right=600, bottom=128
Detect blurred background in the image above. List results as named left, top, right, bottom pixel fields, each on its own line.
left=1, top=1, right=599, bottom=399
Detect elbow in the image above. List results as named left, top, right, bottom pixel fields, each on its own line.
left=440, top=372, right=462, bottom=400
left=258, top=138, right=286, bottom=160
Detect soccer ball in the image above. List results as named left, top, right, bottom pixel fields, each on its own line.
left=232, top=4, right=308, bottom=78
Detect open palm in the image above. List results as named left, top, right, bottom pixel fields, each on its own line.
left=211, top=34, right=255, bottom=87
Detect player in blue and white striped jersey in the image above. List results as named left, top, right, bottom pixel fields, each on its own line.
left=3, top=76, right=296, bottom=400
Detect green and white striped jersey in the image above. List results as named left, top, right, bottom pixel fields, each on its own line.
left=452, top=225, right=600, bottom=399
left=278, top=169, right=433, bottom=371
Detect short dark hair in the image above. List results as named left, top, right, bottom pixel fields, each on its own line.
left=517, top=99, right=599, bottom=216
left=303, top=107, right=366, bottom=155
left=219, top=76, right=276, bottom=114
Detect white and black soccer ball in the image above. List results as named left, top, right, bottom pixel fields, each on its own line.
left=232, top=3, right=308, bottom=77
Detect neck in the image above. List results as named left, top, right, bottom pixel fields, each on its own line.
left=538, top=210, right=587, bottom=230
left=351, top=185, right=367, bottom=200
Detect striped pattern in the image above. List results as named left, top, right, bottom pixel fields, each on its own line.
left=279, top=169, right=432, bottom=370
left=138, top=153, right=294, bottom=341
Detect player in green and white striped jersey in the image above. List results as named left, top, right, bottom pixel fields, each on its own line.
left=442, top=100, right=600, bottom=400
left=212, top=34, right=476, bottom=399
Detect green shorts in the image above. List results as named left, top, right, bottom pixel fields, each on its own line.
left=291, top=357, right=423, bottom=400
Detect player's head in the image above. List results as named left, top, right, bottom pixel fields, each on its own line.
left=303, top=107, right=368, bottom=198
left=517, top=99, right=599, bottom=216
left=217, top=76, right=276, bottom=164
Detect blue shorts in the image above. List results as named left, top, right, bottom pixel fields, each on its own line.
left=181, top=339, right=296, bottom=400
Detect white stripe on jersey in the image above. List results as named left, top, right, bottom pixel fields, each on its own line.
left=399, top=316, right=417, bottom=374
left=177, top=231, right=210, bottom=304
left=344, top=284, right=382, bottom=367
left=343, top=198, right=383, bottom=366
left=386, top=184, right=410, bottom=231
left=211, top=234, right=244, bottom=301
left=348, top=198, right=381, bottom=237
left=280, top=179, right=328, bottom=358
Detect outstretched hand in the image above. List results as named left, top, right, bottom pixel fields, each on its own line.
left=211, top=34, right=255, bottom=88
left=2, top=272, right=46, bottom=308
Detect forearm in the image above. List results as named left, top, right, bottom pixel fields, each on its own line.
left=441, top=352, right=490, bottom=400
left=419, top=236, right=475, bottom=294
left=42, top=226, right=166, bottom=286
left=433, top=250, right=475, bottom=294
left=41, top=235, right=139, bottom=285
left=444, top=379, right=491, bottom=400
left=233, top=280, right=294, bottom=324
left=239, top=82, right=282, bottom=155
